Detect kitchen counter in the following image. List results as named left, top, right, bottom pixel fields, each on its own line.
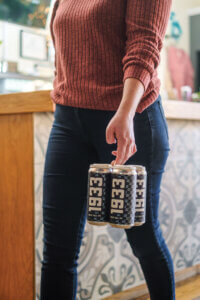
left=1, top=90, right=200, bottom=120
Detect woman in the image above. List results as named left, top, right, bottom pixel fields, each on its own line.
left=40, top=0, right=175, bottom=299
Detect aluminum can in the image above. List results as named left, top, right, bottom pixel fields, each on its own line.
left=86, top=163, right=112, bottom=226
left=109, top=165, right=137, bottom=228
left=131, top=165, right=147, bottom=226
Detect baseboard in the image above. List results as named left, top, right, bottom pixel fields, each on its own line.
left=102, top=264, right=200, bottom=300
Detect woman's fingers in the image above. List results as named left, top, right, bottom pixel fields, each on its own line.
left=114, top=138, right=126, bottom=165
left=105, top=112, right=137, bottom=165
left=132, top=144, right=137, bottom=154
left=112, top=142, right=137, bottom=163
left=110, top=160, right=116, bottom=166
left=115, top=137, right=135, bottom=165
left=106, top=124, right=117, bottom=144
left=123, top=139, right=134, bottom=163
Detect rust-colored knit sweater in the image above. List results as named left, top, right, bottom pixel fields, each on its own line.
left=50, top=0, right=172, bottom=113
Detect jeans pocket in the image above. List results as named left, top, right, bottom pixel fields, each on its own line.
left=158, top=100, right=169, bottom=141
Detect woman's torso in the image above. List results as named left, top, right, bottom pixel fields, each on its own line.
left=50, top=0, right=160, bottom=112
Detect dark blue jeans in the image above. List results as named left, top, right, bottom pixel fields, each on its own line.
left=40, top=95, right=176, bottom=300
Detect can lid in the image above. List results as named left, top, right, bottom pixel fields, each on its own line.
left=90, top=163, right=112, bottom=169
left=112, top=164, right=134, bottom=169
left=133, top=165, right=146, bottom=170
left=112, top=164, right=136, bottom=174
left=131, top=165, right=146, bottom=171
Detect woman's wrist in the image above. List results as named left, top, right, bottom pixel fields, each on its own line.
left=117, top=77, right=145, bottom=118
left=116, top=103, right=136, bottom=120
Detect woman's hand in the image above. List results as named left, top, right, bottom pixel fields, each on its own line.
left=106, top=109, right=137, bottom=165
left=105, top=77, right=144, bottom=165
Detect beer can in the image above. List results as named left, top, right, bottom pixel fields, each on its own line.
left=86, top=163, right=112, bottom=226
left=109, top=165, right=137, bottom=229
left=132, top=165, right=147, bottom=226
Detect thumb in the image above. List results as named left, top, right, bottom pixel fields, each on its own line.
left=132, top=143, right=137, bottom=154
left=106, top=126, right=117, bottom=144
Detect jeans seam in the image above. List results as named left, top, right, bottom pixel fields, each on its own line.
left=146, top=106, right=175, bottom=300
left=158, top=100, right=169, bottom=141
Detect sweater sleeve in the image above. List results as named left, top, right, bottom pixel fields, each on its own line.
left=49, top=0, right=59, bottom=77
left=122, top=0, right=172, bottom=92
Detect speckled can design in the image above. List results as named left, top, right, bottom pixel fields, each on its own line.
left=134, top=165, right=147, bottom=226
left=87, top=163, right=112, bottom=226
left=109, top=165, right=137, bottom=229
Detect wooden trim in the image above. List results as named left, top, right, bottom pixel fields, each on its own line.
left=102, top=264, right=200, bottom=300
left=175, top=264, right=200, bottom=286
left=0, top=90, right=53, bottom=115
left=0, top=113, right=35, bottom=299
left=162, top=100, right=200, bottom=121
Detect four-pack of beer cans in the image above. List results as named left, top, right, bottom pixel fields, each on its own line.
left=86, top=163, right=147, bottom=229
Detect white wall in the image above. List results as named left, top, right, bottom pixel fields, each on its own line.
left=171, top=0, right=200, bottom=54
left=0, top=21, right=52, bottom=76
left=159, top=0, right=200, bottom=99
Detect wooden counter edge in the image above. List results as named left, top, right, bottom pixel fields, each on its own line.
left=0, top=90, right=53, bottom=114
left=0, top=90, right=200, bottom=121
left=162, top=99, right=200, bottom=121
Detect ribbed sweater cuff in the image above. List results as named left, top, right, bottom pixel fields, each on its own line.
left=123, top=65, right=151, bottom=92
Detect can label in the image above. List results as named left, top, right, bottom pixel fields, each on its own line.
left=109, top=173, right=136, bottom=226
left=134, top=173, right=146, bottom=224
left=87, top=171, right=111, bottom=223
